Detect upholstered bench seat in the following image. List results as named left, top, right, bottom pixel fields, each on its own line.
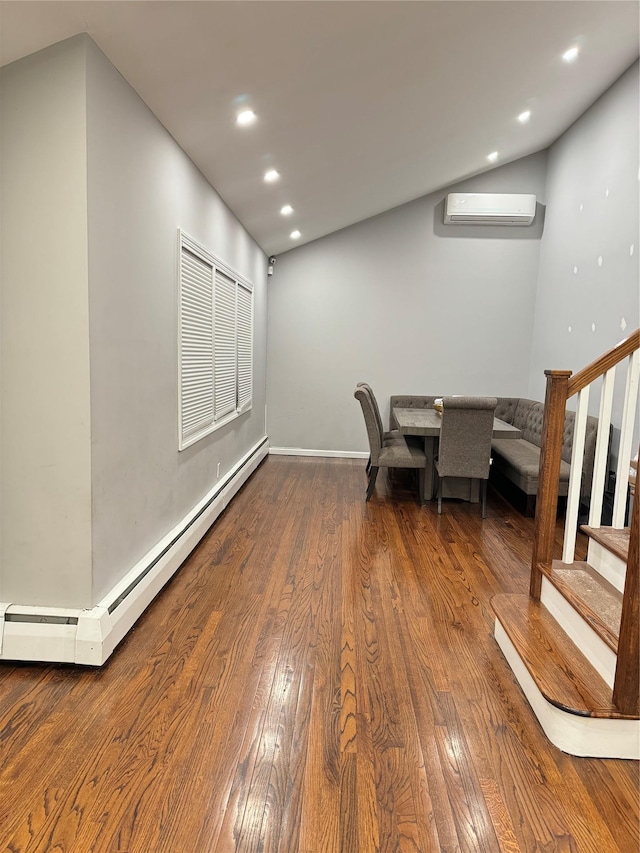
left=490, top=397, right=599, bottom=514
left=490, top=438, right=571, bottom=498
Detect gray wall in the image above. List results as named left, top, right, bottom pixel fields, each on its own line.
left=0, top=36, right=268, bottom=609
left=267, top=153, right=547, bottom=452
left=528, top=62, right=639, bottom=405
left=1, top=39, right=93, bottom=607
left=86, top=39, right=268, bottom=603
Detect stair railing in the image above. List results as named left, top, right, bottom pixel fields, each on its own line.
left=530, top=329, right=640, bottom=715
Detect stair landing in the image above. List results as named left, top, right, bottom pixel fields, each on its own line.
left=492, top=593, right=639, bottom=759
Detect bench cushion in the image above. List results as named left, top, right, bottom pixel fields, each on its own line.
left=491, top=438, right=571, bottom=497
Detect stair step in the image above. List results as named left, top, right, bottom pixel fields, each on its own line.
left=492, top=593, right=636, bottom=719
left=542, top=561, right=622, bottom=653
left=581, top=525, right=630, bottom=562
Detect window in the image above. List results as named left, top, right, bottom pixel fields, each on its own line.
left=178, top=231, right=253, bottom=449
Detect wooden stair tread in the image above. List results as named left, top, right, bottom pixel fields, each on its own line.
left=492, top=594, right=637, bottom=720
left=543, top=560, right=622, bottom=653
left=581, top=525, right=630, bottom=562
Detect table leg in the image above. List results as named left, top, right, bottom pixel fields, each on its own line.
left=422, top=436, right=436, bottom=502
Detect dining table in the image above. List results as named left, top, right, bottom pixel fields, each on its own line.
left=393, top=406, right=522, bottom=504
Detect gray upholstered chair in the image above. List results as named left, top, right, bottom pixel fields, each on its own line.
left=354, top=386, right=426, bottom=503
left=356, top=382, right=403, bottom=473
left=434, top=396, right=498, bottom=518
left=357, top=382, right=401, bottom=442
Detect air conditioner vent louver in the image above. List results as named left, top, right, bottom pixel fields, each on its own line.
left=444, top=193, right=536, bottom=226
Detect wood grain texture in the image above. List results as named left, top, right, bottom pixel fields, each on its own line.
left=613, top=489, right=640, bottom=716
left=492, top=594, right=633, bottom=719
left=0, top=457, right=637, bottom=852
left=530, top=370, right=572, bottom=599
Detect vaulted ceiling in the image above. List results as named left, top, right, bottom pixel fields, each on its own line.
left=1, top=1, right=638, bottom=255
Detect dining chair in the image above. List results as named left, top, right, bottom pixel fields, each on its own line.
left=356, top=382, right=401, bottom=441
left=434, top=396, right=498, bottom=518
left=354, top=385, right=427, bottom=503
left=356, top=382, right=403, bottom=472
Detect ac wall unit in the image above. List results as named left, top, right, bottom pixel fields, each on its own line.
left=444, top=193, right=536, bottom=226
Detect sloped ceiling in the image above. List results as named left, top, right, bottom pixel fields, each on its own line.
left=1, top=1, right=638, bottom=254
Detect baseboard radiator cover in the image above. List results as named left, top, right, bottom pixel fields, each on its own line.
left=0, top=437, right=269, bottom=666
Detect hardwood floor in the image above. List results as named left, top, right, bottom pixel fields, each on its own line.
left=0, top=456, right=637, bottom=852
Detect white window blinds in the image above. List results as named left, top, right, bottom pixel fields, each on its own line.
left=214, top=270, right=237, bottom=420
left=179, top=248, right=214, bottom=444
left=178, top=232, right=254, bottom=449
left=237, top=281, right=253, bottom=413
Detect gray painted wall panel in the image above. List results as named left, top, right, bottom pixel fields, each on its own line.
left=267, top=153, right=547, bottom=452
left=529, top=62, right=639, bottom=408
left=0, top=39, right=93, bottom=607
left=85, top=40, right=267, bottom=603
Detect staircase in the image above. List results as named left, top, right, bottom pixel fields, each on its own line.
left=492, top=330, right=640, bottom=759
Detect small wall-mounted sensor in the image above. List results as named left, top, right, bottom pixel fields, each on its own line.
left=268, top=256, right=276, bottom=277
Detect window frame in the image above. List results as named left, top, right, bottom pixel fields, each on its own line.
left=178, top=230, right=254, bottom=450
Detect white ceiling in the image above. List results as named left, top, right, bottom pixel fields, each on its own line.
left=1, top=1, right=638, bottom=256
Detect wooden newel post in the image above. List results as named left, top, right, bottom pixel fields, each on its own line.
left=612, top=474, right=639, bottom=715
left=530, top=370, right=572, bottom=600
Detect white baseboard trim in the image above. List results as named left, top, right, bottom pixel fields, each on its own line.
left=0, top=436, right=269, bottom=667
left=495, top=620, right=639, bottom=759
left=269, top=446, right=368, bottom=459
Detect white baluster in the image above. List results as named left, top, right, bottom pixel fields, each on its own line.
left=613, top=350, right=640, bottom=528
left=563, top=387, right=590, bottom=564
left=588, top=367, right=616, bottom=527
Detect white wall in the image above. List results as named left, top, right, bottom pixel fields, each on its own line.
left=266, top=153, right=547, bottom=453
left=529, top=62, right=639, bottom=404
left=0, top=39, right=93, bottom=607
left=85, top=39, right=268, bottom=603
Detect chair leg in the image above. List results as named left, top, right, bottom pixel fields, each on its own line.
left=366, top=466, right=379, bottom=501
left=437, top=476, right=443, bottom=514
left=481, top=478, right=488, bottom=518
left=525, top=494, right=536, bottom=517
left=418, top=467, right=426, bottom=506
left=366, top=455, right=371, bottom=474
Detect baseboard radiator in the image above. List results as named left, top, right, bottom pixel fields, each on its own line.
left=0, top=437, right=269, bottom=666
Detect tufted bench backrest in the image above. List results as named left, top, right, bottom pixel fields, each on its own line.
left=521, top=402, right=545, bottom=446
left=389, top=395, right=441, bottom=430
left=495, top=397, right=603, bottom=499
left=494, top=398, right=519, bottom=424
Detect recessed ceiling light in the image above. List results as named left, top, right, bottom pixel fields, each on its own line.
left=236, top=109, right=256, bottom=126
left=290, top=230, right=301, bottom=240
left=264, top=169, right=280, bottom=183
left=280, top=204, right=294, bottom=216
left=518, top=110, right=531, bottom=124
left=562, top=46, right=579, bottom=63
left=487, top=151, right=498, bottom=163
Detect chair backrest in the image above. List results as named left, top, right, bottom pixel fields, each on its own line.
left=437, top=396, right=498, bottom=479
left=356, top=382, right=386, bottom=438
left=354, top=386, right=383, bottom=462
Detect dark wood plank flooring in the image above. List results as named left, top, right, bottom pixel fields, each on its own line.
left=0, top=457, right=637, bottom=852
